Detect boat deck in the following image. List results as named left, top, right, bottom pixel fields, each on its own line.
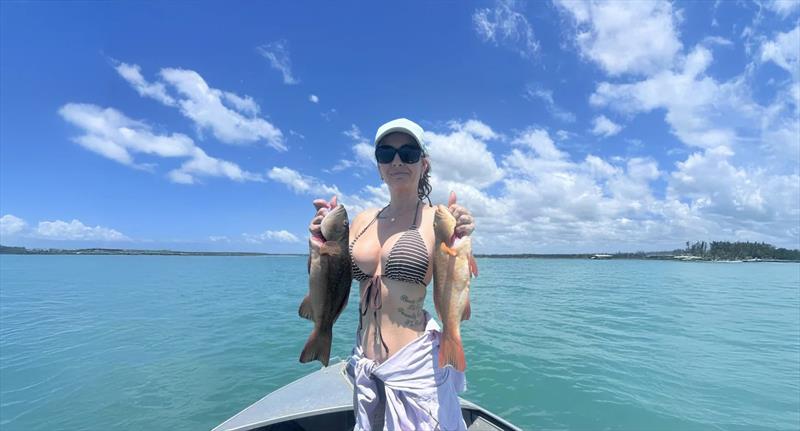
left=213, top=361, right=520, bottom=431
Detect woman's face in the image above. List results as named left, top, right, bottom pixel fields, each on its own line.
left=377, top=132, right=428, bottom=191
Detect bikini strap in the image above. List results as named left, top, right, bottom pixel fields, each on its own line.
left=351, top=205, right=389, bottom=245
left=410, top=199, right=423, bottom=228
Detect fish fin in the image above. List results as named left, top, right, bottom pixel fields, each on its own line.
left=320, top=242, right=341, bottom=256
left=299, top=328, right=332, bottom=367
left=439, top=242, right=457, bottom=257
left=469, top=253, right=478, bottom=277
left=462, top=296, right=471, bottom=321
left=438, top=333, right=466, bottom=372
left=298, top=295, right=314, bottom=321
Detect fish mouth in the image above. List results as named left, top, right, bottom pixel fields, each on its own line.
left=311, top=233, right=326, bottom=246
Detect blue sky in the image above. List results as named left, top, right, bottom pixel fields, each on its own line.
left=1, top=0, right=798, bottom=254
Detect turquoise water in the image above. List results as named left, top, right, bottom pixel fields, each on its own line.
left=0, top=255, right=798, bottom=431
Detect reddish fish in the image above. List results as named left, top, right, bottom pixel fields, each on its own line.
left=299, top=197, right=352, bottom=366
left=432, top=204, right=478, bottom=372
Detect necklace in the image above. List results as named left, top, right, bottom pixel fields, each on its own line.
left=379, top=199, right=421, bottom=223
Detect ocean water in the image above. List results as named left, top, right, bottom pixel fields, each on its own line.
left=0, top=255, right=798, bottom=431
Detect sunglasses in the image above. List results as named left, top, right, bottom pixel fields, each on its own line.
left=375, top=144, right=423, bottom=164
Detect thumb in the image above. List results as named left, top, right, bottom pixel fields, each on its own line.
left=330, top=195, right=338, bottom=209
left=448, top=191, right=457, bottom=207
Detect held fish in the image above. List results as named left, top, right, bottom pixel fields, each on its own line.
left=432, top=205, right=478, bottom=372
left=299, top=197, right=352, bottom=366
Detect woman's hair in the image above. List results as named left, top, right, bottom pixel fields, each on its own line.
left=418, top=157, right=432, bottom=207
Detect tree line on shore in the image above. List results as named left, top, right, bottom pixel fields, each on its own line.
left=678, top=241, right=800, bottom=260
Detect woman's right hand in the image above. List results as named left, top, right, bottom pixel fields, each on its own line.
left=308, top=195, right=337, bottom=237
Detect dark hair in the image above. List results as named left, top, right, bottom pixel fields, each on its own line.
left=418, top=156, right=432, bottom=207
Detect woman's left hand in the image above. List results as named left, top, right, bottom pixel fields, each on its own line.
left=448, top=191, right=475, bottom=237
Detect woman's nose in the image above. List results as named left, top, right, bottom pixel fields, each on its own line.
left=391, top=153, right=403, bottom=165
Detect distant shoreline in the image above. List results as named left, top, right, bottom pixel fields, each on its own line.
left=2, top=245, right=797, bottom=262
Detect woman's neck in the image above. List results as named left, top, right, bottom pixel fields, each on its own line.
left=386, top=191, right=420, bottom=215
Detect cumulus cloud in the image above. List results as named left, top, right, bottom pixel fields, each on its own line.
left=591, top=115, right=623, bottom=137
left=555, top=0, right=682, bottom=76
left=114, top=62, right=286, bottom=150
left=257, top=40, right=300, bottom=85
left=473, top=0, right=539, bottom=59
left=35, top=219, right=130, bottom=241
left=426, top=120, right=504, bottom=189
left=59, top=103, right=265, bottom=184
left=309, top=94, right=319, bottom=103
left=0, top=214, right=28, bottom=237
left=590, top=46, right=743, bottom=150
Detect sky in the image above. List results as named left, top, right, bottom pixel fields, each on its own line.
left=0, top=0, right=798, bottom=254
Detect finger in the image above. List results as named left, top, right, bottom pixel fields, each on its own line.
left=449, top=204, right=461, bottom=215
left=316, top=207, right=330, bottom=217
left=313, top=199, right=329, bottom=210
left=330, top=195, right=338, bottom=208
left=311, top=214, right=324, bottom=225
left=448, top=191, right=457, bottom=207
left=457, top=214, right=471, bottom=225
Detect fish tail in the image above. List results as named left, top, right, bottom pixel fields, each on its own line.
left=438, top=332, right=466, bottom=372
left=299, top=328, right=332, bottom=366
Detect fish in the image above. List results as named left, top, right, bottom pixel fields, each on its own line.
left=298, top=197, right=352, bottom=366
left=432, top=204, right=478, bottom=372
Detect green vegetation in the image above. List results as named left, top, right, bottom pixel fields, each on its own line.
left=678, top=241, right=800, bottom=261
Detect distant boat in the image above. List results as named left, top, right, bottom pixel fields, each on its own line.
left=590, top=254, right=612, bottom=259
left=213, top=360, right=522, bottom=431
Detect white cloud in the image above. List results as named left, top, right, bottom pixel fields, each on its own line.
left=760, top=25, right=800, bottom=78
left=426, top=120, right=505, bottom=189
left=591, top=115, right=623, bottom=137
left=1, top=214, right=28, bottom=237
left=159, top=68, right=286, bottom=150
left=309, top=94, right=319, bottom=103
left=473, top=0, right=539, bottom=59
left=35, top=219, right=130, bottom=241
left=590, top=46, right=742, bottom=150
left=256, top=40, right=300, bottom=85
left=244, top=230, right=300, bottom=244
left=59, top=103, right=265, bottom=184
left=525, top=85, right=576, bottom=122
left=555, top=0, right=682, bottom=76
left=330, top=125, right=376, bottom=173
left=267, top=167, right=341, bottom=196
left=764, top=0, right=800, bottom=18
left=209, top=235, right=230, bottom=242
left=113, top=62, right=285, bottom=151
left=114, top=62, right=176, bottom=106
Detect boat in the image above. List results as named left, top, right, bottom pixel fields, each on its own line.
left=213, top=360, right=522, bottom=431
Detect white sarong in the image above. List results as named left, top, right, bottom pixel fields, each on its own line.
left=347, top=310, right=467, bottom=431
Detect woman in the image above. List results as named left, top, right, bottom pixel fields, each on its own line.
left=308, top=118, right=475, bottom=430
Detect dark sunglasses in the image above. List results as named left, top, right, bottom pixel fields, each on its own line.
left=375, top=144, right=423, bottom=164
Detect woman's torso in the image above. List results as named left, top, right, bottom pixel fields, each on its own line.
left=349, top=202, right=435, bottom=363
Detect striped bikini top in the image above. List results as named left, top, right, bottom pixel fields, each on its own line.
left=349, top=199, right=429, bottom=286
